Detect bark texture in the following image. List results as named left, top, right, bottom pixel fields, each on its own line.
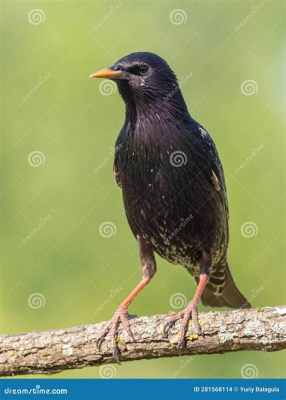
left=1, top=306, right=285, bottom=376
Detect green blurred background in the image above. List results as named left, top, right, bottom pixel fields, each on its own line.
left=1, top=0, right=285, bottom=378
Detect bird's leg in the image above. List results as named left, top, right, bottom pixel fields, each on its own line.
left=97, top=235, right=156, bottom=362
left=164, top=254, right=210, bottom=351
left=175, top=273, right=209, bottom=350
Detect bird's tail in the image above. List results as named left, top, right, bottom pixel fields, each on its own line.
left=200, top=261, right=251, bottom=309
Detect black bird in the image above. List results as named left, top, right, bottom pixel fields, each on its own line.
left=90, top=52, right=250, bottom=360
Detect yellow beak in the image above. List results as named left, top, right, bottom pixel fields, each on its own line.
left=89, top=68, right=122, bottom=79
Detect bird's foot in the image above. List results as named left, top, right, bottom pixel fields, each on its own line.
left=163, top=301, right=202, bottom=353
left=96, top=307, right=135, bottom=363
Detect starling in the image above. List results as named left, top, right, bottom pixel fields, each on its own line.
left=90, top=52, right=250, bottom=361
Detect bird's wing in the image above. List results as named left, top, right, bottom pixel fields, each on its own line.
left=190, top=122, right=229, bottom=219
left=163, top=120, right=230, bottom=260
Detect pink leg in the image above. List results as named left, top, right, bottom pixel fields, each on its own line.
left=164, top=273, right=209, bottom=350
left=97, top=236, right=156, bottom=362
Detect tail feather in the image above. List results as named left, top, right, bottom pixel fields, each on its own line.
left=200, top=262, right=251, bottom=309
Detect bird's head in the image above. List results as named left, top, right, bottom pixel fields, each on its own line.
left=90, top=52, right=187, bottom=111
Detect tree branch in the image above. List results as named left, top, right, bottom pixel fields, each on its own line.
left=1, top=306, right=285, bottom=376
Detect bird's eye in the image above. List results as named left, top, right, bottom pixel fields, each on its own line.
left=113, top=65, right=121, bottom=71
left=139, top=64, right=149, bottom=75
left=128, top=64, right=149, bottom=76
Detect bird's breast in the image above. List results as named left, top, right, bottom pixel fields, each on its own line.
left=115, top=120, right=227, bottom=269
left=116, top=139, right=202, bottom=264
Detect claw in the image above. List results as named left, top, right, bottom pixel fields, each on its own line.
left=96, top=307, right=135, bottom=363
left=193, top=320, right=203, bottom=336
left=121, top=312, right=136, bottom=342
left=112, top=347, right=121, bottom=365
left=164, top=302, right=202, bottom=350
left=163, top=320, right=175, bottom=337
left=97, top=336, right=104, bottom=351
left=97, top=322, right=111, bottom=350
left=177, top=341, right=183, bottom=356
left=163, top=312, right=182, bottom=337
left=127, top=328, right=136, bottom=342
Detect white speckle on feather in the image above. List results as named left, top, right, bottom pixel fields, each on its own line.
left=211, top=170, right=220, bottom=191
left=198, top=126, right=208, bottom=138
